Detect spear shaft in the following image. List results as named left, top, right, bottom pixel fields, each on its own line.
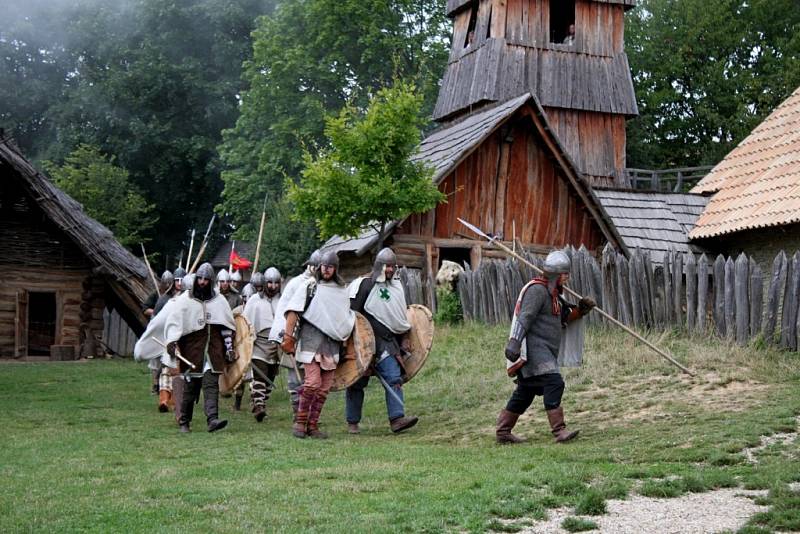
left=458, top=218, right=695, bottom=376
left=140, top=243, right=161, bottom=297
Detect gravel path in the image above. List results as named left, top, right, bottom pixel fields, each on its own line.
left=517, top=489, right=768, bottom=534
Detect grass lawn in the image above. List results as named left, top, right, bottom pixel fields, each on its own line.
left=1, top=323, right=799, bottom=533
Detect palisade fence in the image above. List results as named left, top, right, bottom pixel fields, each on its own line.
left=455, top=244, right=800, bottom=351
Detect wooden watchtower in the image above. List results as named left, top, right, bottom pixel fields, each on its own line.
left=435, top=0, right=638, bottom=187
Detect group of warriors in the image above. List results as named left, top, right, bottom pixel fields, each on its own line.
left=135, top=242, right=594, bottom=443
left=134, top=247, right=422, bottom=438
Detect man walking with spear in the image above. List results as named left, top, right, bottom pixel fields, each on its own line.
left=498, top=250, right=594, bottom=444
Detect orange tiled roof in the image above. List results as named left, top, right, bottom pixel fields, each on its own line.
left=689, top=86, right=800, bottom=239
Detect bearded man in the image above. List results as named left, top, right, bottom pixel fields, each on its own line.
left=497, top=250, right=595, bottom=444
left=165, top=263, right=236, bottom=433
left=281, top=251, right=355, bottom=439
left=346, top=248, right=418, bottom=434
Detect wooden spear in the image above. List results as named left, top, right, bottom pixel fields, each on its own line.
left=251, top=194, right=269, bottom=274
left=186, top=229, right=196, bottom=272
left=140, top=243, right=161, bottom=297
left=458, top=218, right=695, bottom=376
left=189, top=214, right=217, bottom=273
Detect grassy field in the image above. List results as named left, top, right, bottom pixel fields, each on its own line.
left=1, top=323, right=799, bottom=533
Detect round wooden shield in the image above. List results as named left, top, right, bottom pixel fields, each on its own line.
left=330, top=312, right=375, bottom=392
left=402, top=304, right=434, bottom=383
left=219, top=311, right=255, bottom=395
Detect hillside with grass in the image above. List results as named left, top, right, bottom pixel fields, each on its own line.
left=1, top=324, right=799, bottom=532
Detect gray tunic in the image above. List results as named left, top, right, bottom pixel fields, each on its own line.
left=515, top=284, right=563, bottom=378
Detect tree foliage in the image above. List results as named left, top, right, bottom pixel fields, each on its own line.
left=1, top=0, right=275, bottom=261
left=626, top=0, right=800, bottom=168
left=288, top=82, right=444, bottom=245
left=44, top=144, right=156, bottom=247
left=218, top=0, right=449, bottom=267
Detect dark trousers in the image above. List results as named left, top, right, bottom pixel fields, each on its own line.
left=179, top=370, right=220, bottom=426
left=251, top=359, right=279, bottom=409
left=505, top=372, right=565, bottom=414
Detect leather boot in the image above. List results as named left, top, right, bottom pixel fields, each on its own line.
left=307, top=392, right=328, bottom=439
left=390, top=416, right=419, bottom=433
left=293, top=389, right=313, bottom=439
left=158, top=390, right=170, bottom=412
left=203, top=374, right=228, bottom=433
left=546, top=406, right=579, bottom=443
left=253, top=405, right=266, bottom=423
left=179, top=386, right=195, bottom=429
left=496, top=409, right=526, bottom=444
left=347, top=423, right=360, bottom=434
left=173, top=377, right=184, bottom=425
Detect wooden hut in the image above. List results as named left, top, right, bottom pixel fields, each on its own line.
left=0, top=139, right=152, bottom=359
left=323, top=0, right=638, bottom=303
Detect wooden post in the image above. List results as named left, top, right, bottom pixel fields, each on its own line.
left=628, top=249, right=643, bottom=327
left=780, top=251, right=800, bottom=350
left=470, top=244, right=483, bottom=270
left=724, top=257, right=735, bottom=341
left=14, top=290, right=28, bottom=358
left=713, top=255, right=726, bottom=337
left=734, top=253, right=749, bottom=346
left=663, top=250, right=674, bottom=324
left=749, top=258, right=763, bottom=339
left=615, top=252, right=632, bottom=326
left=696, top=254, right=708, bottom=334
left=763, top=251, right=787, bottom=343
left=685, top=253, right=697, bottom=332
left=672, top=249, right=683, bottom=328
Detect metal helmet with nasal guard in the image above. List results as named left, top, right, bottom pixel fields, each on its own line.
left=264, top=267, right=281, bottom=283
left=217, top=268, right=230, bottom=282
left=372, top=247, right=397, bottom=282
left=196, top=262, right=215, bottom=281
left=542, top=250, right=571, bottom=275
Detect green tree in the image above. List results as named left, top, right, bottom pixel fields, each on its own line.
left=288, top=82, right=444, bottom=247
left=218, top=0, right=449, bottom=267
left=44, top=144, right=156, bottom=247
left=626, top=0, right=800, bottom=169
left=1, top=0, right=275, bottom=260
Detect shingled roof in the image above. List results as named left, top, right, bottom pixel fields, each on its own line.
left=690, top=86, right=800, bottom=239
left=322, top=93, right=626, bottom=256
left=0, top=139, right=152, bottom=319
left=594, top=189, right=709, bottom=263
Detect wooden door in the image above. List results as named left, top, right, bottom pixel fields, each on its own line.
left=15, top=290, right=28, bottom=357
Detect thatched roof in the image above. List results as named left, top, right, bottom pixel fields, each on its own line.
left=0, top=139, right=152, bottom=321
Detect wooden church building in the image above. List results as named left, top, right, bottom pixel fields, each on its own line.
left=323, top=0, right=639, bottom=298
left=0, top=139, right=153, bottom=359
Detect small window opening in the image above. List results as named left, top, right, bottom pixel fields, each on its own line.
left=464, top=3, right=479, bottom=48
left=550, top=0, right=576, bottom=45
left=439, top=248, right=472, bottom=272
left=486, top=6, right=493, bottom=39
left=28, top=292, right=56, bottom=356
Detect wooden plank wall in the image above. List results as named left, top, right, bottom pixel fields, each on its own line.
left=458, top=246, right=800, bottom=357
left=0, top=267, right=91, bottom=357
left=398, top=117, right=605, bottom=251
left=102, top=307, right=137, bottom=357
left=545, top=107, right=626, bottom=185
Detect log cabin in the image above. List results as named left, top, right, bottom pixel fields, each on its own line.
left=0, top=139, right=153, bottom=359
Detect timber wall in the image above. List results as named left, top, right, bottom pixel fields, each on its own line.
left=398, top=116, right=606, bottom=250
left=0, top=178, right=106, bottom=357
